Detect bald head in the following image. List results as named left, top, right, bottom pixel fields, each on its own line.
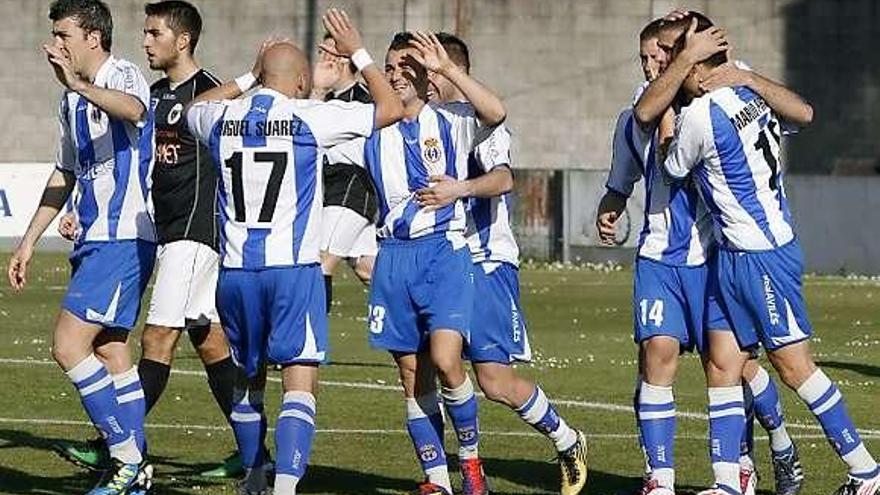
left=261, top=42, right=311, bottom=98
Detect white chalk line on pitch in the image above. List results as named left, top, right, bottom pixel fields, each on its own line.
left=2, top=357, right=880, bottom=437
left=0, top=416, right=877, bottom=442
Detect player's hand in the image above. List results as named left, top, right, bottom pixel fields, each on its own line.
left=698, top=62, right=751, bottom=94
left=409, top=32, right=454, bottom=74
left=7, top=244, right=33, bottom=291
left=663, top=9, right=689, bottom=21
left=595, top=192, right=626, bottom=245
left=322, top=8, right=363, bottom=57
left=415, top=175, right=467, bottom=208
left=43, top=44, right=83, bottom=92
left=682, top=18, right=728, bottom=64
left=596, top=211, right=620, bottom=245
left=57, top=212, right=78, bottom=241
left=251, top=35, right=291, bottom=79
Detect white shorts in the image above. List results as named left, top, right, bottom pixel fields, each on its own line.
left=350, top=223, right=378, bottom=258
left=320, top=205, right=374, bottom=258
left=146, top=240, right=220, bottom=328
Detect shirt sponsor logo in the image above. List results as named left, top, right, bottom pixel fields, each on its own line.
left=167, top=103, right=183, bottom=125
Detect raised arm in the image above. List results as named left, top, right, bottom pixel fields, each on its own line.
left=44, top=45, right=145, bottom=124
left=633, top=19, right=728, bottom=127
left=322, top=9, right=402, bottom=129
left=411, top=32, right=506, bottom=126
left=8, top=169, right=75, bottom=291
left=192, top=38, right=287, bottom=104
left=699, top=64, right=813, bottom=127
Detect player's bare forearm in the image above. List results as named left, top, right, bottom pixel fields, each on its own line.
left=747, top=72, right=813, bottom=127
left=657, top=107, right=676, bottom=158
left=362, top=64, right=403, bottom=129
left=193, top=81, right=244, bottom=104
left=74, top=83, right=145, bottom=125
left=634, top=54, right=695, bottom=127
left=20, top=206, right=62, bottom=249
left=464, top=166, right=513, bottom=198
left=441, top=65, right=506, bottom=126
left=19, top=170, right=73, bottom=248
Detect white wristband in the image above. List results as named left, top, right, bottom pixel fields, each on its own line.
left=351, top=48, right=373, bottom=72
left=235, top=72, right=257, bottom=93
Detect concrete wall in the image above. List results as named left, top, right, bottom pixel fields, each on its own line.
left=5, top=0, right=874, bottom=173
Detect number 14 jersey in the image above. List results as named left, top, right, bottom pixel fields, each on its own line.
left=187, top=88, right=375, bottom=269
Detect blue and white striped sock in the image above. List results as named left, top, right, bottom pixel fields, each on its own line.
left=441, top=376, right=480, bottom=460
left=708, top=386, right=745, bottom=494
left=66, top=354, right=141, bottom=464
left=113, top=367, right=146, bottom=454
left=798, top=369, right=878, bottom=478
left=230, top=389, right=267, bottom=469
left=274, top=391, right=317, bottom=494
left=406, top=395, right=451, bottom=492
left=516, top=385, right=577, bottom=452
left=638, top=381, right=676, bottom=489
left=749, top=366, right=793, bottom=453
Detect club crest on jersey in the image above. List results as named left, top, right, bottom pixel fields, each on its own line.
left=423, top=137, right=442, bottom=164
left=167, top=103, right=183, bottom=125
left=90, top=106, right=102, bottom=123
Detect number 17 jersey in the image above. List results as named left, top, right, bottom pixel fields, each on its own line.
left=187, top=88, right=375, bottom=269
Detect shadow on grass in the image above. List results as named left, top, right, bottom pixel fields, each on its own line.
left=0, top=428, right=211, bottom=494
left=0, top=428, right=778, bottom=494
left=818, top=360, right=880, bottom=378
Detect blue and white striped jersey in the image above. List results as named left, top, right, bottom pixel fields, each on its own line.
left=187, top=88, right=375, bottom=269
left=606, top=106, right=714, bottom=266
left=663, top=86, right=795, bottom=252
left=56, top=55, right=155, bottom=243
left=465, top=123, right=520, bottom=266
left=324, top=101, right=482, bottom=243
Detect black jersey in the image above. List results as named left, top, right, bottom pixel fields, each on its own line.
left=323, top=81, right=379, bottom=221
left=150, top=69, right=221, bottom=249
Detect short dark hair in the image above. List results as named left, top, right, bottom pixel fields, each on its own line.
left=639, top=18, right=664, bottom=42
left=388, top=32, right=415, bottom=52
left=435, top=32, right=470, bottom=73
left=49, top=0, right=113, bottom=51
left=144, top=1, right=202, bottom=54
left=670, top=12, right=727, bottom=68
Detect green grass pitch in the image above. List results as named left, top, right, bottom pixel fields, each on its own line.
left=0, top=253, right=878, bottom=494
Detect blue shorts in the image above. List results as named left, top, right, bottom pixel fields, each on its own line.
left=632, top=257, right=709, bottom=353
left=217, top=264, right=328, bottom=377
left=714, top=241, right=812, bottom=351
left=465, top=262, right=531, bottom=364
left=368, top=234, right=474, bottom=354
left=63, top=240, right=156, bottom=330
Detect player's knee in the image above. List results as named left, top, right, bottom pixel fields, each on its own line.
left=354, top=258, right=373, bottom=284
left=141, top=326, right=178, bottom=363
left=432, top=355, right=464, bottom=385
left=51, top=345, right=77, bottom=369
left=769, top=350, right=817, bottom=390
left=475, top=370, right=510, bottom=404
left=641, top=338, right=679, bottom=381
left=190, top=325, right=230, bottom=364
